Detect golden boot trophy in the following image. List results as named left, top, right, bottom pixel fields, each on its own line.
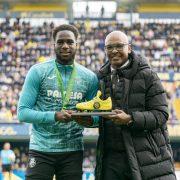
left=73, top=91, right=115, bottom=116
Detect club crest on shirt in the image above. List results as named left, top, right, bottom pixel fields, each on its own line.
left=29, top=157, right=36, bottom=168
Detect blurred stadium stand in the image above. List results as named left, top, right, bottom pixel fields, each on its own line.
left=0, top=0, right=179, bottom=179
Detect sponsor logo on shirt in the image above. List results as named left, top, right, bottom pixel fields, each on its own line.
left=47, top=90, right=83, bottom=100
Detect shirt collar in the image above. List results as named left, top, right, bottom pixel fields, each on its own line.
left=55, top=59, right=74, bottom=70
left=111, top=60, right=130, bottom=71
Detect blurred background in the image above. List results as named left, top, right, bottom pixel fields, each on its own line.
left=0, top=0, right=179, bottom=179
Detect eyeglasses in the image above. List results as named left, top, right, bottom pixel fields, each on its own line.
left=105, top=43, right=129, bottom=52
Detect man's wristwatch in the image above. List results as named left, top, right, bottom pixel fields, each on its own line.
left=127, top=120, right=133, bottom=126
left=126, top=114, right=133, bottom=127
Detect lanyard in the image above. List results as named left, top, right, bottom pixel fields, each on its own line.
left=55, top=61, right=77, bottom=110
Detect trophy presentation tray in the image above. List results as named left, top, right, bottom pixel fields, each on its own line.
left=71, top=111, right=116, bottom=116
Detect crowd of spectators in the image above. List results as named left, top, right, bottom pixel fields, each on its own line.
left=13, top=146, right=28, bottom=172
left=1, top=145, right=179, bottom=175
left=83, top=148, right=96, bottom=173
left=0, top=144, right=96, bottom=179
left=0, top=17, right=179, bottom=122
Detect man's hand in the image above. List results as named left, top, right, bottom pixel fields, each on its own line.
left=103, top=109, right=132, bottom=125
left=55, top=110, right=73, bottom=123
left=73, top=116, right=93, bottom=127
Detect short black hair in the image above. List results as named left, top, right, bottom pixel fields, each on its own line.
left=52, top=24, right=79, bottom=40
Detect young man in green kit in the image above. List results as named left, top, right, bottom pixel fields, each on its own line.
left=18, top=24, right=98, bottom=180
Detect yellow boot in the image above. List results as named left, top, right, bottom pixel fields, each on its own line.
left=76, top=91, right=112, bottom=111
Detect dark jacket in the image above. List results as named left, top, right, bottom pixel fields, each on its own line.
left=95, top=52, right=176, bottom=180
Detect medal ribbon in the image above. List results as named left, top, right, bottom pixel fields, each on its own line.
left=55, top=61, right=77, bottom=110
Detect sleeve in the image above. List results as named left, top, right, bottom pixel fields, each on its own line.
left=17, top=66, right=55, bottom=124
left=85, top=73, right=99, bottom=101
left=130, top=70, right=169, bottom=131
left=86, top=73, right=100, bottom=127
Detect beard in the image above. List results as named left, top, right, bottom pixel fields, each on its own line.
left=55, top=50, right=76, bottom=65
